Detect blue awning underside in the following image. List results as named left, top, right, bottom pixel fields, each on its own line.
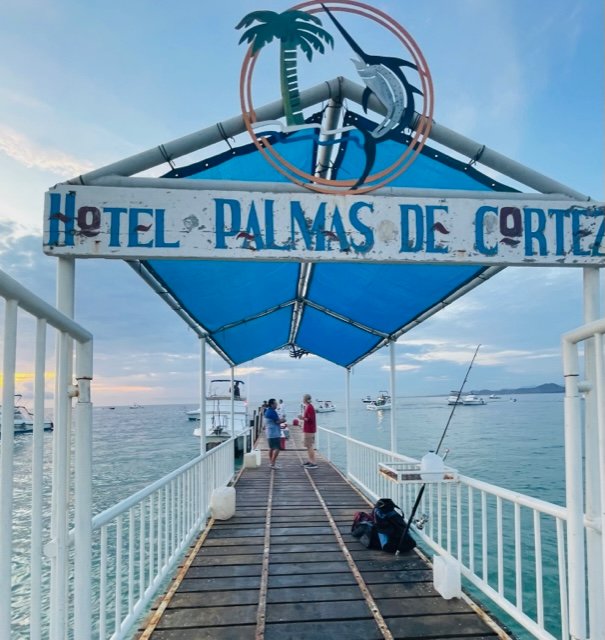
left=143, top=110, right=517, bottom=368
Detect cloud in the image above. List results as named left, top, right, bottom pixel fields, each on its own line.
left=0, top=124, right=94, bottom=177
left=381, top=363, right=421, bottom=372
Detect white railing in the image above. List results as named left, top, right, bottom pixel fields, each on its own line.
left=0, top=269, right=93, bottom=640
left=316, top=427, right=593, bottom=640
left=90, top=434, right=237, bottom=639
left=1, top=267, right=244, bottom=639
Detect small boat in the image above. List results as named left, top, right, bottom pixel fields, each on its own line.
left=447, top=392, right=463, bottom=405
left=129, top=403, right=143, bottom=409
left=1, top=396, right=53, bottom=434
left=315, top=400, right=335, bottom=413
left=462, top=394, right=486, bottom=406
left=361, top=395, right=373, bottom=403
left=489, top=394, right=501, bottom=399
left=366, top=391, right=392, bottom=411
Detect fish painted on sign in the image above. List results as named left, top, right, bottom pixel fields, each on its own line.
left=321, top=4, right=423, bottom=188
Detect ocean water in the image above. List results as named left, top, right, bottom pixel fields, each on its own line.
left=8, top=393, right=565, bottom=638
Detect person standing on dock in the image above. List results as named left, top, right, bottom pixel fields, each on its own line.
left=277, top=399, right=286, bottom=422
left=299, top=394, right=317, bottom=469
left=264, top=398, right=282, bottom=469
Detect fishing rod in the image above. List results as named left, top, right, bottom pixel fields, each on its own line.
left=396, top=344, right=481, bottom=555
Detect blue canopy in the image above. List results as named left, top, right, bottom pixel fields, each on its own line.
left=144, top=111, right=515, bottom=368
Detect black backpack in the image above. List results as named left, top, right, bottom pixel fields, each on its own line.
left=372, top=498, right=416, bottom=553
left=350, top=511, right=380, bottom=549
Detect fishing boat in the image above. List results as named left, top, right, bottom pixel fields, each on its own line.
left=0, top=395, right=53, bottom=434
left=315, top=400, right=336, bottom=413
left=190, top=379, right=249, bottom=449
left=366, top=391, right=392, bottom=410
left=447, top=392, right=463, bottom=405
left=461, top=394, right=486, bottom=405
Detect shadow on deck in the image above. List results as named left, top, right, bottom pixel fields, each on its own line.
left=138, top=427, right=508, bottom=640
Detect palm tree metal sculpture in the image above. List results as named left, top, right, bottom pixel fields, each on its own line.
left=237, top=10, right=334, bottom=125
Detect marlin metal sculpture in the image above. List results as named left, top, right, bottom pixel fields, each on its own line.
left=321, top=4, right=423, bottom=137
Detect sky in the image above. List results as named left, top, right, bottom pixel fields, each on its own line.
left=0, top=0, right=603, bottom=407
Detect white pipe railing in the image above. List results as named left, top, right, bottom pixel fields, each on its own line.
left=89, top=434, right=239, bottom=639
left=0, top=269, right=93, bottom=640
left=316, top=426, right=599, bottom=640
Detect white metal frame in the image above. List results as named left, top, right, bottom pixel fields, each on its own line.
left=316, top=425, right=603, bottom=640
left=0, top=269, right=93, bottom=640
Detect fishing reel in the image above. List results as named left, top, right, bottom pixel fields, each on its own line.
left=414, top=513, right=429, bottom=530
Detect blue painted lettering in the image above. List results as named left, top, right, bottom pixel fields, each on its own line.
left=348, top=202, right=374, bottom=253
left=548, top=209, right=571, bottom=255
left=399, top=204, right=423, bottom=252
left=242, top=201, right=264, bottom=250
left=523, top=208, right=547, bottom=256
left=474, top=206, right=498, bottom=256
left=48, top=192, right=75, bottom=246
left=104, top=208, right=127, bottom=247
left=214, top=199, right=241, bottom=249
left=154, top=209, right=179, bottom=248
left=571, top=210, right=590, bottom=256
left=426, top=205, right=448, bottom=254
left=128, top=208, right=153, bottom=248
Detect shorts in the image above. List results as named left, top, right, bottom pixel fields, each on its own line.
left=303, top=432, right=315, bottom=448
left=267, top=437, right=281, bottom=450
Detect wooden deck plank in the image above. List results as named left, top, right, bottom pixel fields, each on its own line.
left=264, top=619, right=383, bottom=640
left=140, top=427, right=509, bottom=640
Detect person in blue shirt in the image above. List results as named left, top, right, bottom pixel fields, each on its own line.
left=264, top=398, right=282, bottom=469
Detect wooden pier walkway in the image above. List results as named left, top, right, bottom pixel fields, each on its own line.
left=139, top=428, right=507, bottom=640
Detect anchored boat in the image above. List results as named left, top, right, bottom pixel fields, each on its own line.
left=0, top=395, right=53, bottom=434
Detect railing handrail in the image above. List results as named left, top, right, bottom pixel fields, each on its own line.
left=0, top=270, right=92, bottom=343
left=91, top=434, right=241, bottom=530
left=317, top=425, right=568, bottom=522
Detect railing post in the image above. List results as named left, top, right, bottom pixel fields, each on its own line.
left=582, top=267, right=604, bottom=637
left=390, top=341, right=396, bottom=452
left=199, top=336, right=206, bottom=454
left=345, top=368, right=351, bottom=476
left=563, top=338, right=587, bottom=640
left=0, top=299, right=18, bottom=640
left=74, top=339, right=93, bottom=639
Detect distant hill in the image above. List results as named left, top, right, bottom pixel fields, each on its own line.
left=469, top=383, right=564, bottom=395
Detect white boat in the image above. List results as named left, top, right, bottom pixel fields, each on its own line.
left=1, top=395, right=53, bottom=434
left=366, top=391, right=392, bottom=411
left=190, top=379, right=249, bottom=449
left=489, top=394, right=501, bottom=399
left=315, top=400, right=335, bottom=413
left=361, top=395, right=373, bottom=403
left=462, top=394, right=486, bottom=406
left=447, top=392, right=463, bottom=405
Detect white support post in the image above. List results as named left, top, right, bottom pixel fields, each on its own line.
left=0, top=299, right=18, bottom=640
left=563, top=340, right=587, bottom=640
left=74, top=339, right=93, bottom=640
left=390, top=341, right=396, bottom=453
left=199, top=337, right=206, bottom=454
left=594, top=332, right=605, bottom=640
left=345, top=368, right=351, bottom=476
left=230, top=366, right=235, bottom=438
left=51, top=256, right=75, bottom=640
left=583, top=267, right=604, bottom=638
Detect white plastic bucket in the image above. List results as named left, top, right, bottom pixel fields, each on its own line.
left=420, top=451, right=445, bottom=482
left=210, top=486, right=236, bottom=520
left=433, top=554, right=461, bottom=599
left=254, top=448, right=261, bottom=466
